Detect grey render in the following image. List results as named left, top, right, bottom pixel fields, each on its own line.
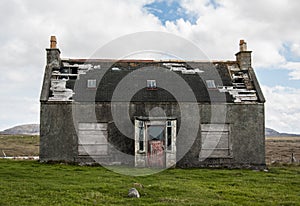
left=40, top=38, right=265, bottom=169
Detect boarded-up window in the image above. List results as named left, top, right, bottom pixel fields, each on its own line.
left=78, top=123, right=108, bottom=156
left=200, top=124, right=230, bottom=158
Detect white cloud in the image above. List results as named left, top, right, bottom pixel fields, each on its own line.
left=0, top=0, right=163, bottom=130
left=262, top=85, right=300, bottom=134
left=0, top=97, right=39, bottom=131
left=290, top=43, right=300, bottom=57
left=280, top=62, right=300, bottom=80
left=288, top=70, right=300, bottom=80
left=162, top=0, right=300, bottom=68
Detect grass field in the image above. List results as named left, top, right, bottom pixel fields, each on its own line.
left=266, top=137, right=300, bottom=164
left=0, top=160, right=299, bottom=205
left=0, top=135, right=39, bottom=157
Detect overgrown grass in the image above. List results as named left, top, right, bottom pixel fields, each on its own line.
left=0, top=160, right=299, bottom=205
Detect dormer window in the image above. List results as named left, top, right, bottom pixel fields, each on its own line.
left=147, top=80, right=157, bottom=90
left=206, top=80, right=216, bottom=89
left=87, top=79, right=97, bottom=88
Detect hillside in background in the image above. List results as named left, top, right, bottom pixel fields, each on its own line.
left=0, top=124, right=39, bottom=135
left=0, top=124, right=299, bottom=136
left=265, top=128, right=300, bottom=137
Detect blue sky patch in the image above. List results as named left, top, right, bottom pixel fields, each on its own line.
left=256, top=68, right=300, bottom=89
left=144, top=0, right=198, bottom=25
left=280, top=43, right=300, bottom=62
left=206, top=0, right=221, bottom=9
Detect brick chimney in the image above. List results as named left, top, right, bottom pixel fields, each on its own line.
left=46, top=35, right=60, bottom=66
left=235, top=39, right=252, bottom=70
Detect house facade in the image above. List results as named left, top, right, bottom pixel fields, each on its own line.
left=40, top=36, right=266, bottom=169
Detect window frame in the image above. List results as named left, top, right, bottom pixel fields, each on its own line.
left=138, top=121, right=146, bottom=153
left=206, top=80, right=216, bottom=89
left=166, top=121, right=172, bottom=151
left=87, top=79, right=97, bottom=89
left=147, top=80, right=157, bottom=90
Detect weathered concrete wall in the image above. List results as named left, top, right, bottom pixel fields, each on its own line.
left=178, top=103, right=265, bottom=168
left=40, top=102, right=77, bottom=162
left=229, top=103, right=265, bottom=167
left=40, top=101, right=265, bottom=168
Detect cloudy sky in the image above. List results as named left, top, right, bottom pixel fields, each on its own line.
left=0, top=0, right=300, bottom=134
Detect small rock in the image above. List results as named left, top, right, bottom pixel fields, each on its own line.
left=128, top=188, right=140, bottom=198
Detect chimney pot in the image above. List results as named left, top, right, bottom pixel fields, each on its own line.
left=239, top=39, right=247, bottom=51
left=236, top=39, right=251, bottom=69
left=46, top=36, right=60, bottom=65
left=50, top=36, right=57, bottom=49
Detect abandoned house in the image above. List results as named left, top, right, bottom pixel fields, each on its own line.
left=40, top=36, right=266, bottom=169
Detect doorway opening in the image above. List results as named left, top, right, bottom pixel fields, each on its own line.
left=134, top=117, right=176, bottom=168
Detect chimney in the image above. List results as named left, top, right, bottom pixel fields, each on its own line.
left=46, top=35, right=60, bottom=66
left=239, top=39, right=247, bottom=51
left=235, top=39, right=252, bottom=70
left=50, top=36, right=57, bottom=48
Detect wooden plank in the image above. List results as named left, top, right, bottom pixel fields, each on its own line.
left=202, top=132, right=228, bottom=145
left=78, top=128, right=108, bottom=144
left=202, top=132, right=229, bottom=140
left=78, top=135, right=107, bottom=144
left=202, top=141, right=228, bottom=149
left=78, top=123, right=107, bottom=131
left=78, top=145, right=108, bottom=156
left=201, top=124, right=229, bottom=132
left=79, top=130, right=107, bottom=136
left=202, top=131, right=229, bottom=149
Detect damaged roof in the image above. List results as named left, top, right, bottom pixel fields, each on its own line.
left=45, top=59, right=264, bottom=103
left=41, top=38, right=265, bottom=104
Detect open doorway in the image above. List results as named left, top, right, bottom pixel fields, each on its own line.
left=134, top=117, right=176, bottom=168
left=147, top=125, right=165, bottom=167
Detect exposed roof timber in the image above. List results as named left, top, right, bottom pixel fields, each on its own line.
left=61, top=58, right=238, bottom=64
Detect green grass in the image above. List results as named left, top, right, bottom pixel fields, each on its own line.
left=0, top=160, right=299, bottom=205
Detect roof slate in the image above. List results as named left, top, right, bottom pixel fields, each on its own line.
left=70, top=61, right=234, bottom=103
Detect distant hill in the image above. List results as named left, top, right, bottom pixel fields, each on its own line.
left=0, top=124, right=299, bottom=137
left=0, top=124, right=39, bottom=135
left=265, top=128, right=300, bottom=137
left=265, top=128, right=281, bottom=136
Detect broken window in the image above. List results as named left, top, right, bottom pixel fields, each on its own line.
left=147, top=80, right=157, bottom=89
left=139, top=121, right=145, bottom=152
left=87, top=79, right=97, bottom=88
left=166, top=121, right=172, bottom=150
left=206, top=80, right=216, bottom=89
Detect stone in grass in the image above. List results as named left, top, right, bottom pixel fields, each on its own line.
left=128, top=188, right=140, bottom=198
